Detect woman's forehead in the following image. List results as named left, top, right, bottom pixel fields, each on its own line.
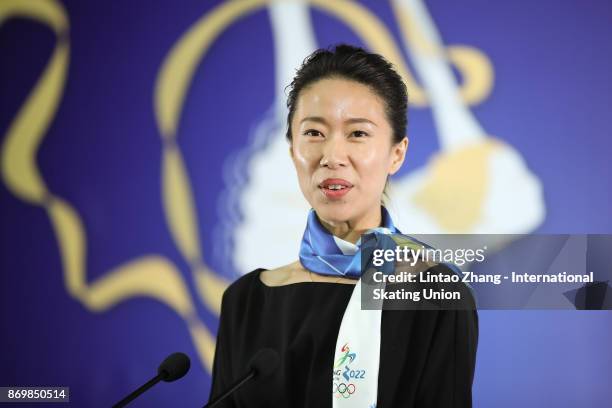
left=295, top=78, right=387, bottom=125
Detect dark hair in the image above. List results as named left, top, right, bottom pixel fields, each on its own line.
left=285, top=44, right=408, bottom=144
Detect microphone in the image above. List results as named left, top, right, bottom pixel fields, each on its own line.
left=203, top=348, right=280, bottom=408
left=112, top=352, right=191, bottom=408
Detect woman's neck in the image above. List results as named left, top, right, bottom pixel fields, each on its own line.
left=317, top=207, right=383, bottom=244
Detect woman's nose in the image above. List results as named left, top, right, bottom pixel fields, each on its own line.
left=319, top=137, right=348, bottom=168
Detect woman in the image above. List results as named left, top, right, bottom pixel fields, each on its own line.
left=208, top=44, right=478, bottom=407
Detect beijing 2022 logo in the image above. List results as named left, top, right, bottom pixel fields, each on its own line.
left=333, top=343, right=365, bottom=399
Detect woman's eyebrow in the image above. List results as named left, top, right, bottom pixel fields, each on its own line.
left=300, top=116, right=377, bottom=127
left=300, top=116, right=328, bottom=125
left=345, top=117, right=377, bottom=127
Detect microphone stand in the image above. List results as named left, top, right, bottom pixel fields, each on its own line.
left=203, top=370, right=255, bottom=408
left=113, top=373, right=163, bottom=408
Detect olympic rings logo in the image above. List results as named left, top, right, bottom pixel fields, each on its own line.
left=333, top=382, right=356, bottom=398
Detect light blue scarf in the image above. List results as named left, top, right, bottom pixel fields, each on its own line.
left=299, top=206, right=404, bottom=278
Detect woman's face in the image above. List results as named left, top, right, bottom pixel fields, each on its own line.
left=290, top=77, right=408, bottom=227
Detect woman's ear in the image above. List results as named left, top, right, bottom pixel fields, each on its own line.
left=389, top=136, right=409, bottom=175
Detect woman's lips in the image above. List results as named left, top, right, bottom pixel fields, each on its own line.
left=318, top=178, right=353, bottom=200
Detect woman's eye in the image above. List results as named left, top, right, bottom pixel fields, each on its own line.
left=351, top=130, right=368, bottom=138
left=304, top=130, right=322, bottom=137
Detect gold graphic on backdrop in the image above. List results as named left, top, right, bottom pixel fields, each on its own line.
left=1, top=0, right=495, bottom=374
left=412, top=139, right=502, bottom=232
left=0, top=0, right=217, bottom=372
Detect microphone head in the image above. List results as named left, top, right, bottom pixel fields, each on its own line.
left=158, top=352, right=191, bottom=382
left=248, top=348, right=280, bottom=378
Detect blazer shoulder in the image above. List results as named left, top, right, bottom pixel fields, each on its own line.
left=222, top=268, right=264, bottom=304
